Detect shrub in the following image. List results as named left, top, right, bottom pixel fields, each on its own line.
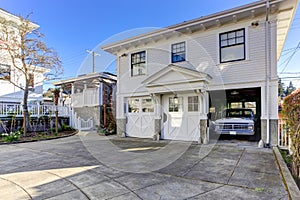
left=1, top=131, right=21, bottom=142
left=282, top=88, right=300, bottom=179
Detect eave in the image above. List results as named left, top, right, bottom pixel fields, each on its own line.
left=102, top=0, right=299, bottom=61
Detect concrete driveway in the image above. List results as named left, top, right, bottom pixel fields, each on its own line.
left=0, top=132, right=288, bottom=200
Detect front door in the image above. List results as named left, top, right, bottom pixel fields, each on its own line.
left=162, top=94, right=200, bottom=141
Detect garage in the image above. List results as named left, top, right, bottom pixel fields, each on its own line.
left=126, top=97, right=155, bottom=138
left=209, top=87, right=261, bottom=141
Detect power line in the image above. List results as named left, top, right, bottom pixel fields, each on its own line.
left=279, top=42, right=300, bottom=73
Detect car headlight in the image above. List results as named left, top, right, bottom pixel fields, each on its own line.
left=248, top=125, right=253, bottom=130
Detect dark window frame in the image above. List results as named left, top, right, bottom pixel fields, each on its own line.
left=219, top=28, right=245, bottom=63
left=171, top=42, right=186, bottom=63
left=0, top=63, right=11, bottom=81
left=131, top=51, right=146, bottom=76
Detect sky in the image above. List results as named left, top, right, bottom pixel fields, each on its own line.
left=0, top=0, right=299, bottom=90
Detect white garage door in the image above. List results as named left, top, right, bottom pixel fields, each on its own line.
left=162, top=94, right=200, bottom=141
left=126, top=97, right=155, bottom=138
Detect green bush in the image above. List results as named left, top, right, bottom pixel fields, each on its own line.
left=282, top=88, right=300, bottom=179
left=1, top=131, right=21, bottom=142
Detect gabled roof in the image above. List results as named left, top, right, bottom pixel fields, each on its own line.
left=102, top=0, right=299, bottom=60
left=142, top=64, right=212, bottom=87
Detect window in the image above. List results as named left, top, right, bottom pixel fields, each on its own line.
left=128, top=98, right=140, bottom=113
left=0, top=63, right=10, bottom=81
left=169, top=97, right=183, bottom=112
left=142, top=98, right=154, bottom=113
left=188, top=96, right=199, bottom=112
left=219, top=29, right=245, bottom=63
left=128, top=97, right=154, bottom=113
left=172, top=42, right=186, bottom=63
left=131, top=51, right=146, bottom=76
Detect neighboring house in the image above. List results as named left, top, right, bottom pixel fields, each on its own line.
left=53, top=72, right=117, bottom=130
left=102, top=0, right=299, bottom=146
left=0, top=9, right=51, bottom=117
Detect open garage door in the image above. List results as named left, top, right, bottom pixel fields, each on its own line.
left=209, top=87, right=261, bottom=141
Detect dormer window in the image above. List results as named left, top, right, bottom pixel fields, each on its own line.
left=219, top=29, right=245, bottom=63
left=172, top=42, right=186, bottom=63
left=131, top=51, right=146, bottom=76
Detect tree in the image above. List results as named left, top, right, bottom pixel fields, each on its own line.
left=282, top=88, right=300, bottom=180
left=0, top=14, right=63, bottom=135
left=278, top=78, right=285, bottom=98
left=53, top=88, right=60, bottom=134
left=285, top=81, right=296, bottom=96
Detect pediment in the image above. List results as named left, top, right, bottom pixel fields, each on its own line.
left=143, top=64, right=211, bottom=87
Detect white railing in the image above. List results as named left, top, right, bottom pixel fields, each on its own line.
left=73, top=112, right=93, bottom=131
left=278, top=118, right=290, bottom=151
left=72, top=88, right=99, bottom=107
left=0, top=103, right=70, bottom=117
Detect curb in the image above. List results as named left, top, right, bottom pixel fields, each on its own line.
left=273, top=147, right=300, bottom=200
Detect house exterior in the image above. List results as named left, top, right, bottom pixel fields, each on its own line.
left=0, top=9, right=56, bottom=118
left=53, top=72, right=117, bottom=130
left=0, top=8, right=45, bottom=103
left=102, top=0, right=298, bottom=146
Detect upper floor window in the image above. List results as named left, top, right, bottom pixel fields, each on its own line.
left=172, top=42, right=186, bottom=63
left=219, top=29, right=245, bottom=63
left=131, top=51, right=146, bottom=76
left=0, top=63, right=11, bottom=81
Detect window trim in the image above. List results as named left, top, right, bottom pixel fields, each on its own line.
left=219, top=28, right=245, bottom=63
left=0, top=63, right=11, bottom=81
left=130, top=50, right=146, bottom=77
left=171, top=41, right=186, bottom=63
left=188, top=96, right=199, bottom=112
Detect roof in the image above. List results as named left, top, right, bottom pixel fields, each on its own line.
left=0, top=8, right=39, bottom=30
left=52, top=72, right=117, bottom=86
left=102, top=0, right=299, bottom=60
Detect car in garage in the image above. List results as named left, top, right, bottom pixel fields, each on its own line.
left=214, top=108, right=255, bottom=135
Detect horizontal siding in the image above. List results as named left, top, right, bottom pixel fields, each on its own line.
left=118, top=16, right=276, bottom=95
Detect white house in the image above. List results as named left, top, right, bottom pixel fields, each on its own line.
left=0, top=8, right=46, bottom=104
left=102, top=0, right=298, bottom=146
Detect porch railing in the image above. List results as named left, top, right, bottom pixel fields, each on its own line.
left=0, top=103, right=70, bottom=118
left=71, top=88, right=99, bottom=107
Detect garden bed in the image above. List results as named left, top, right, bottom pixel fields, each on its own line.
left=279, top=148, right=300, bottom=190
left=0, top=129, right=78, bottom=144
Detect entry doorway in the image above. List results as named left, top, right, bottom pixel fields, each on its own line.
left=162, top=93, right=201, bottom=141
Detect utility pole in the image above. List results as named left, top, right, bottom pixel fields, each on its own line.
left=86, top=50, right=101, bottom=73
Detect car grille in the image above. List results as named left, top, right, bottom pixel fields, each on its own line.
left=219, top=123, right=250, bottom=130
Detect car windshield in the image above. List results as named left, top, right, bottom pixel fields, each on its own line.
left=225, top=109, right=253, bottom=118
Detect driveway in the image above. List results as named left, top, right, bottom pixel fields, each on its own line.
left=0, top=132, right=288, bottom=199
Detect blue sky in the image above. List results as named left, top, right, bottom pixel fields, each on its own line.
left=1, top=0, right=299, bottom=90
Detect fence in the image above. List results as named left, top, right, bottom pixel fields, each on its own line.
left=0, top=103, right=70, bottom=118
left=278, top=118, right=290, bottom=151
left=73, top=112, right=94, bottom=131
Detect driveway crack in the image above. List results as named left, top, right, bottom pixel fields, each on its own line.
left=0, top=176, right=32, bottom=199
left=226, top=148, right=245, bottom=184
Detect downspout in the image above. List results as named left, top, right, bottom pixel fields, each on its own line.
left=265, top=0, right=271, bottom=146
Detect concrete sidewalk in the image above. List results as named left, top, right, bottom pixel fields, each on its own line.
left=0, top=132, right=289, bottom=199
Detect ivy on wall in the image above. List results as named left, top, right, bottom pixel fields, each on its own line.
left=283, top=88, right=300, bottom=179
